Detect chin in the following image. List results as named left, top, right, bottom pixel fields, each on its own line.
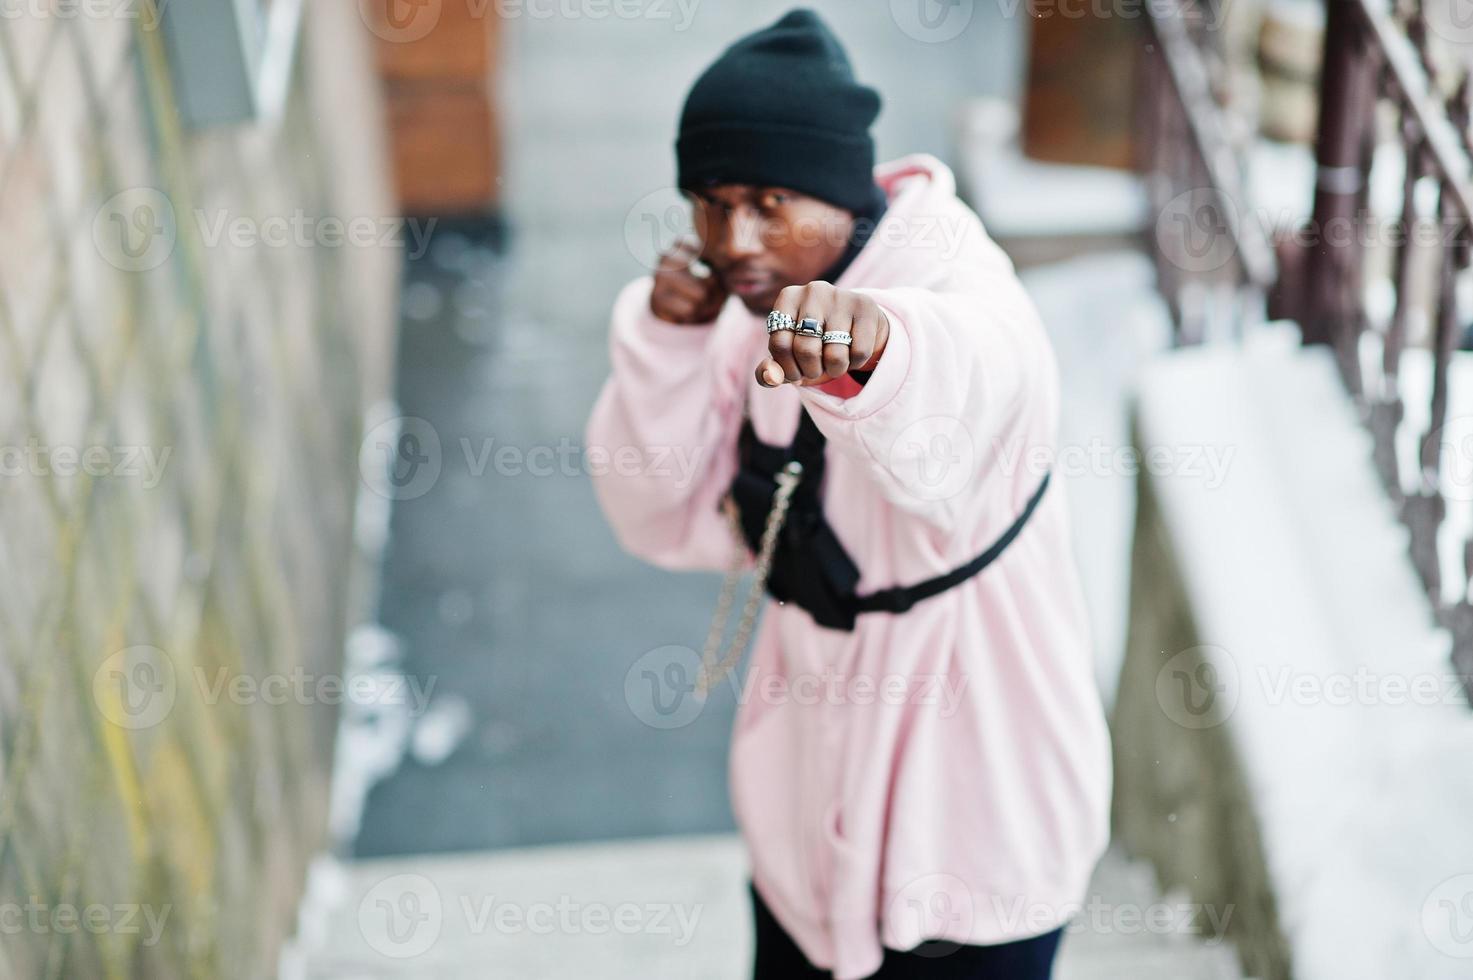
left=739, top=292, right=780, bottom=316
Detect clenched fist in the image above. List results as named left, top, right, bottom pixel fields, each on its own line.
left=756, top=281, right=888, bottom=388
left=650, top=239, right=729, bottom=325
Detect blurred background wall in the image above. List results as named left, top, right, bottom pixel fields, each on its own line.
left=0, top=3, right=397, bottom=975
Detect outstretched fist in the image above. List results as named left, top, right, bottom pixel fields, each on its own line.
left=755, top=281, right=887, bottom=388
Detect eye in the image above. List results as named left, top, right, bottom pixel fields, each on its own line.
left=696, top=197, right=731, bottom=218
left=759, top=191, right=789, bottom=210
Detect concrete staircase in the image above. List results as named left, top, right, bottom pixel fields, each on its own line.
left=283, top=836, right=1246, bottom=979
left=1055, top=849, right=1246, bottom=980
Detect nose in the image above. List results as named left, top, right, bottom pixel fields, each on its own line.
left=715, top=207, right=763, bottom=263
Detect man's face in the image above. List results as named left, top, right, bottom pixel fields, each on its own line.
left=688, top=185, right=855, bottom=314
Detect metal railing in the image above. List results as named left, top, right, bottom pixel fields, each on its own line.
left=1141, top=0, right=1473, bottom=695
left=1139, top=0, right=1277, bottom=343
left=1309, top=0, right=1473, bottom=692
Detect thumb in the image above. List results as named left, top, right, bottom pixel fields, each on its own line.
left=755, top=359, right=786, bottom=388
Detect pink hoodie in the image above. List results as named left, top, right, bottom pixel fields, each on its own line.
left=585, top=154, right=1111, bottom=979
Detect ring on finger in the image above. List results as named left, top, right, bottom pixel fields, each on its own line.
left=795, top=317, right=824, bottom=338
left=766, top=311, right=795, bottom=334
left=821, top=330, right=852, bottom=345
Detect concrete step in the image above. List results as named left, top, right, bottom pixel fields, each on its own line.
left=283, top=836, right=1246, bottom=979
left=1057, top=941, right=1245, bottom=980
left=282, top=834, right=751, bottom=979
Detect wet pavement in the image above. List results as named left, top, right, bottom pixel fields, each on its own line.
left=353, top=226, right=745, bottom=856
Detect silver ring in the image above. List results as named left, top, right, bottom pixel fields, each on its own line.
left=796, top=317, right=824, bottom=338
left=766, top=311, right=794, bottom=334
left=821, top=331, right=852, bottom=345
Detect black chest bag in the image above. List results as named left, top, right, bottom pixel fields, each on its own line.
left=724, top=405, right=1051, bottom=632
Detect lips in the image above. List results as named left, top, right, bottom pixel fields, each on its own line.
left=723, top=269, right=776, bottom=297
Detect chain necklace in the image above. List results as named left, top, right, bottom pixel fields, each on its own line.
left=695, top=457, right=804, bottom=697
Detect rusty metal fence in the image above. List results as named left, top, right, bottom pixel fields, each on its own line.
left=1140, top=0, right=1473, bottom=694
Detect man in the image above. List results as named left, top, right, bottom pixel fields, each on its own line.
left=585, top=10, right=1111, bottom=979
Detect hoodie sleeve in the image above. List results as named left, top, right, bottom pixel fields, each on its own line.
left=584, top=277, right=754, bottom=574
left=793, top=265, right=1056, bottom=535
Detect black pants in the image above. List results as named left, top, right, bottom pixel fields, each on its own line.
left=750, top=882, right=1063, bottom=980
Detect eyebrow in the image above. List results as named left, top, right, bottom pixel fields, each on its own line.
left=691, top=187, right=792, bottom=207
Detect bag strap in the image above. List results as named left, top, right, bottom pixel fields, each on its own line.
left=851, top=472, right=1051, bottom=614
left=788, top=406, right=828, bottom=471
left=781, top=406, right=1051, bottom=617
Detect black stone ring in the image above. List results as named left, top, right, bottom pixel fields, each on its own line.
left=795, top=317, right=824, bottom=338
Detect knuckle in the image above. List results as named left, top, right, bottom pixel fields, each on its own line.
left=795, top=346, right=822, bottom=377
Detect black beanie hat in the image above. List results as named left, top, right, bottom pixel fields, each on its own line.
left=676, top=9, right=883, bottom=215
